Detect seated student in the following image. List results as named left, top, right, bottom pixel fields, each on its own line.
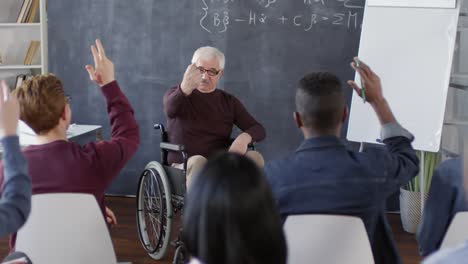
left=417, top=157, right=465, bottom=256
left=182, top=153, right=287, bottom=264
left=163, top=46, right=266, bottom=186
left=0, top=80, right=31, bottom=237
left=422, top=240, right=468, bottom=264
left=264, top=59, right=419, bottom=264
left=0, top=39, right=139, bottom=246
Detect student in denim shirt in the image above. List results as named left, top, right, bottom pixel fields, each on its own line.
left=422, top=240, right=468, bottom=264
left=265, top=59, right=419, bottom=264
left=417, top=158, right=465, bottom=256
left=0, top=80, right=31, bottom=236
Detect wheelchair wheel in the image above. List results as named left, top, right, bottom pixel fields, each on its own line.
left=136, top=161, right=173, bottom=260
left=173, top=243, right=187, bottom=264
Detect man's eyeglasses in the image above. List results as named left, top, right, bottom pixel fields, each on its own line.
left=65, top=95, right=71, bottom=104
left=196, top=66, right=220, bottom=77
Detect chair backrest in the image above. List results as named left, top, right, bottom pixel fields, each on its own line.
left=16, top=193, right=117, bottom=264
left=441, top=212, right=468, bottom=249
left=284, top=214, right=374, bottom=264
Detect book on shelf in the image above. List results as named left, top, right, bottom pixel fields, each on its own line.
left=30, top=42, right=41, bottom=65
left=16, top=0, right=31, bottom=23
left=16, top=0, right=39, bottom=23
left=26, top=0, right=39, bottom=23
left=15, top=75, right=26, bottom=89
left=23, top=41, right=40, bottom=65
left=15, top=74, right=34, bottom=89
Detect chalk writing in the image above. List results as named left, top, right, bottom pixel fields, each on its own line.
left=200, top=0, right=363, bottom=33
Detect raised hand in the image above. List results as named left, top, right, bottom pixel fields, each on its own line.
left=348, top=57, right=396, bottom=124
left=105, top=206, right=117, bottom=226
left=0, top=81, right=19, bottom=138
left=85, top=39, right=115, bottom=87
left=347, top=57, right=384, bottom=105
left=180, top=64, right=202, bottom=95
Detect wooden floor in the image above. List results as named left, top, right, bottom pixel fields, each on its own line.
left=0, top=196, right=422, bottom=264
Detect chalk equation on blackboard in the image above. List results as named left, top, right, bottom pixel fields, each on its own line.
left=206, top=0, right=363, bottom=9
left=200, top=0, right=363, bottom=33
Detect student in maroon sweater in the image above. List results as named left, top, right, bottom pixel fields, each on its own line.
left=0, top=39, right=139, bottom=237
left=163, top=46, right=266, bottom=187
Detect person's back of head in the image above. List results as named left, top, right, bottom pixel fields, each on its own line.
left=13, top=74, right=69, bottom=135
left=182, top=153, right=287, bottom=264
left=295, top=72, right=346, bottom=136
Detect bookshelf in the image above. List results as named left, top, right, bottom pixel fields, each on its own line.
left=0, top=65, right=42, bottom=70
left=0, top=23, right=40, bottom=27
left=0, top=0, right=48, bottom=86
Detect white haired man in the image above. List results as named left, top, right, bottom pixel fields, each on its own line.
left=163, top=46, right=266, bottom=187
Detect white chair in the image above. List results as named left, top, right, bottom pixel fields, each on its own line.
left=284, top=214, right=374, bottom=264
left=16, top=193, right=117, bottom=264
left=440, top=212, right=468, bottom=249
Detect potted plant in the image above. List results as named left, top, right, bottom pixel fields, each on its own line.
left=400, top=151, right=441, bottom=233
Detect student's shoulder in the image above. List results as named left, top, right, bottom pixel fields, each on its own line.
left=437, top=157, right=461, bottom=172
left=22, top=140, right=77, bottom=153
left=22, top=141, right=83, bottom=157
left=78, top=140, right=103, bottom=153
left=435, top=158, right=462, bottom=185
left=347, top=147, right=398, bottom=176
left=264, top=156, right=295, bottom=180
left=352, top=142, right=406, bottom=163
left=349, top=146, right=384, bottom=164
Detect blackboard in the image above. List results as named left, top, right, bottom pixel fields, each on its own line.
left=47, top=0, right=364, bottom=195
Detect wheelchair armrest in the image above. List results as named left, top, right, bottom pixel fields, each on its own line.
left=154, top=123, right=188, bottom=167
left=160, top=142, right=185, bottom=152
left=154, top=123, right=164, bottom=131
left=160, top=142, right=188, bottom=170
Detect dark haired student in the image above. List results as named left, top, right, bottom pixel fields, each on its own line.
left=265, top=59, right=419, bottom=264
left=183, top=153, right=287, bottom=264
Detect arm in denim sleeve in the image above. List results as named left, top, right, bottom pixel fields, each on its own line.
left=417, top=167, right=459, bottom=256
left=422, top=241, right=468, bottom=264
left=0, top=136, right=31, bottom=236
left=373, top=122, right=419, bottom=195
left=380, top=122, right=414, bottom=141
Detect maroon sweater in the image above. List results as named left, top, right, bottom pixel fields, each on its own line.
left=0, top=81, right=139, bottom=224
left=163, top=85, right=266, bottom=164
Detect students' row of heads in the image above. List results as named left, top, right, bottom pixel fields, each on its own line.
left=11, top=47, right=356, bottom=139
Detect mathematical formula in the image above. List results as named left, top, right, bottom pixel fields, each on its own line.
left=199, top=0, right=363, bottom=34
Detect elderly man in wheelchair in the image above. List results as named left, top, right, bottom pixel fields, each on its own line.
left=136, top=46, right=266, bottom=262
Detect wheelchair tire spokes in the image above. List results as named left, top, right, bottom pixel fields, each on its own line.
left=144, top=169, right=165, bottom=253
left=136, top=162, right=173, bottom=260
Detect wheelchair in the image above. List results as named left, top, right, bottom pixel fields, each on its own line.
left=136, top=123, right=188, bottom=263
left=136, top=124, right=257, bottom=263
